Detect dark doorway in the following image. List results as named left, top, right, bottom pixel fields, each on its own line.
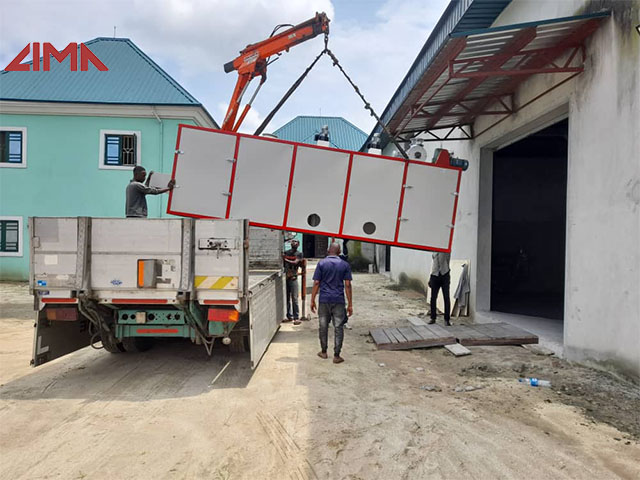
left=302, top=234, right=328, bottom=258
left=491, top=119, right=568, bottom=320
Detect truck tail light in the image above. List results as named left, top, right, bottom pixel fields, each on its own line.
left=45, top=307, right=79, bottom=321
left=207, top=308, right=239, bottom=322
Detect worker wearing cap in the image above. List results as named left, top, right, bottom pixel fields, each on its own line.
left=283, top=239, right=303, bottom=325
left=428, top=252, right=451, bottom=326
left=125, top=166, right=174, bottom=218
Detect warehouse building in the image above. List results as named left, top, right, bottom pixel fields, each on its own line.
left=366, top=0, right=639, bottom=379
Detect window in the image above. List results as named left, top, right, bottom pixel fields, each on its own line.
left=0, top=127, right=27, bottom=168
left=0, top=217, right=23, bottom=257
left=99, top=130, right=141, bottom=170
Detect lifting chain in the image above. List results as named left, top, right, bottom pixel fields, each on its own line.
left=254, top=32, right=409, bottom=159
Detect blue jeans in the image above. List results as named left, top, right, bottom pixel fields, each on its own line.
left=286, top=278, right=299, bottom=319
left=318, top=303, right=346, bottom=356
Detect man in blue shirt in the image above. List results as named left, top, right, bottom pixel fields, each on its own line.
left=311, top=242, right=353, bottom=364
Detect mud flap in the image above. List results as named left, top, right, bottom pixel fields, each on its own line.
left=32, top=309, right=92, bottom=367
left=249, top=273, right=284, bottom=369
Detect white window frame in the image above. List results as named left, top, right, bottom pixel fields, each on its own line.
left=0, top=216, right=23, bottom=257
left=99, top=129, right=141, bottom=170
left=0, top=126, right=27, bottom=168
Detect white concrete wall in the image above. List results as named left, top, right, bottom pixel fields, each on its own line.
left=386, top=0, right=640, bottom=378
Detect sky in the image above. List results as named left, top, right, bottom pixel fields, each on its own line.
left=0, top=0, right=450, bottom=136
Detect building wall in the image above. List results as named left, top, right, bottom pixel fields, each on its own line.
left=386, top=0, right=640, bottom=378
left=0, top=112, right=197, bottom=280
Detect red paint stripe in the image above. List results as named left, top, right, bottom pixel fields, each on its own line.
left=42, top=298, right=77, bottom=304
left=111, top=299, right=168, bottom=304
left=225, top=136, right=241, bottom=219
left=136, top=328, right=179, bottom=334
left=203, top=299, right=239, bottom=305
left=167, top=124, right=184, bottom=215
left=394, top=161, right=410, bottom=243
left=448, top=170, right=463, bottom=252
left=282, top=145, right=298, bottom=228
left=338, top=153, right=354, bottom=235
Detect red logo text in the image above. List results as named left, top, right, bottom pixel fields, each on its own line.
left=4, top=43, right=108, bottom=72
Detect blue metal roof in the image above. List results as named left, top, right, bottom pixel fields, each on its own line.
left=0, top=38, right=210, bottom=110
left=364, top=0, right=512, bottom=148
left=273, top=116, right=367, bottom=151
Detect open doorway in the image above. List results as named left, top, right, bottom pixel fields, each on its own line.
left=491, top=119, right=568, bottom=320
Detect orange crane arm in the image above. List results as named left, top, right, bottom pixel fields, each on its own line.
left=221, top=12, right=330, bottom=132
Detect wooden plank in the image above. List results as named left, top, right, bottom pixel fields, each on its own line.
left=475, top=323, right=538, bottom=345
left=449, top=323, right=538, bottom=346
left=370, top=328, right=393, bottom=349
left=444, top=343, right=471, bottom=356
left=407, top=316, right=427, bottom=326
left=398, top=326, right=422, bottom=342
left=412, top=325, right=438, bottom=340
left=387, top=328, right=408, bottom=343
left=424, top=323, right=453, bottom=338
left=448, top=325, right=492, bottom=346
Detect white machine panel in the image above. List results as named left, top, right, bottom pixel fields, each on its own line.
left=397, top=163, right=459, bottom=250
left=286, top=146, right=350, bottom=234
left=229, top=136, right=293, bottom=226
left=168, top=126, right=463, bottom=252
left=169, top=127, right=236, bottom=218
left=341, top=154, right=405, bottom=242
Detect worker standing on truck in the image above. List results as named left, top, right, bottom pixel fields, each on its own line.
left=428, top=251, right=451, bottom=326
left=125, top=166, right=174, bottom=218
left=311, top=242, right=353, bottom=364
left=283, top=239, right=303, bottom=325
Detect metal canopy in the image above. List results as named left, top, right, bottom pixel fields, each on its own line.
left=388, top=12, right=609, bottom=142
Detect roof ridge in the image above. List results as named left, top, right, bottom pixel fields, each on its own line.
left=113, top=38, right=200, bottom=105
left=0, top=37, right=199, bottom=105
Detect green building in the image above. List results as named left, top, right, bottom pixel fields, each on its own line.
left=0, top=38, right=216, bottom=280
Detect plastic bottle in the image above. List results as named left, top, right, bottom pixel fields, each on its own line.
left=518, top=377, right=551, bottom=387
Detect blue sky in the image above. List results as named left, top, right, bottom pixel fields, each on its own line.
left=1, top=0, right=449, bottom=135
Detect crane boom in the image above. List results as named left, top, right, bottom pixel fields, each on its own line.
left=221, top=12, right=330, bottom=132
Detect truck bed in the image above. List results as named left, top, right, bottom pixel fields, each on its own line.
left=249, top=270, right=281, bottom=291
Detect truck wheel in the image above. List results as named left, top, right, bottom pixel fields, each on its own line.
left=228, top=334, right=248, bottom=353
left=122, top=337, right=154, bottom=353
left=101, top=331, right=124, bottom=353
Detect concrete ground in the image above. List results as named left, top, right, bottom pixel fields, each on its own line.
left=1, top=275, right=638, bottom=480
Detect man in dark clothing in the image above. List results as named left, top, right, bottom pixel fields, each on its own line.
left=283, top=239, right=303, bottom=325
left=125, top=166, right=174, bottom=218
left=428, top=251, right=451, bottom=326
left=311, top=242, right=353, bottom=364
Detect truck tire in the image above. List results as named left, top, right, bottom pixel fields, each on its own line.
left=122, top=337, right=154, bottom=353
left=228, top=334, right=249, bottom=353
left=101, top=331, right=125, bottom=353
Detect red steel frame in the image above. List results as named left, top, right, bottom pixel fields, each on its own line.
left=167, top=124, right=463, bottom=253
left=389, top=17, right=605, bottom=141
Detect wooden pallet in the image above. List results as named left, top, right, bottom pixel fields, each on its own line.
left=370, top=320, right=538, bottom=350
left=370, top=324, right=456, bottom=350
left=447, top=322, right=538, bottom=346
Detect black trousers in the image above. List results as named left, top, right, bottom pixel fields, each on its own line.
left=429, top=272, right=451, bottom=321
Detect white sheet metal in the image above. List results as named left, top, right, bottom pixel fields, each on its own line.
left=286, top=146, right=350, bottom=233
left=341, top=154, right=405, bottom=242
left=170, top=128, right=236, bottom=218
left=168, top=127, right=463, bottom=252
left=397, top=163, right=459, bottom=249
left=147, top=172, right=172, bottom=189
left=229, top=137, right=293, bottom=226
left=249, top=272, right=284, bottom=369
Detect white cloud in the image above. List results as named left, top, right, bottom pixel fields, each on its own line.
left=1, top=0, right=449, bottom=139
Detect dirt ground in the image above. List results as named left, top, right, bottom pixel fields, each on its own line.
left=0, top=275, right=639, bottom=480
